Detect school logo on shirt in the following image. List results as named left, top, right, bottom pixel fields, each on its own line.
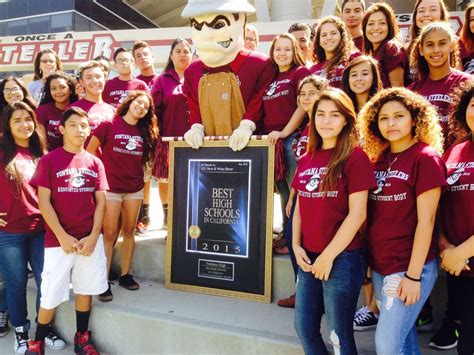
left=125, top=137, right=138, bottom=151
left=266, top=82, right=278, bottom=96
left=447, top=167, right=465, bottom=185
left=305, top=173, right=320, bottom=192
left=71, top=173, right=86, bottom=188
left=56, top=167, right=98, bottom=192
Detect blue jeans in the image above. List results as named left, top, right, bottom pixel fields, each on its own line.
left=0, top=272, right=6, bottom=311
left=372, top=258, right=438, bottom=355
left=294, top=249, right=365, bottom=355
left=0, top=232, right=44, bottom=329
left=283, top=133, right=297, bottom=186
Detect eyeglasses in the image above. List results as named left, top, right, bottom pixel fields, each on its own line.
left=40, top=59, right=55, bottom=64
left=3, top=87, right=21, bottom=95
left=116, top=59, right=132, bottom=64
left=245, top=37, right=256, bottom=42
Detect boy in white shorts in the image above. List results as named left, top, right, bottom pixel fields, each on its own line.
left=26, top=107, right=109, bottom=355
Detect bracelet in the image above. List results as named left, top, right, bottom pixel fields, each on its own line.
left=404, top=273, right=421, bottom=282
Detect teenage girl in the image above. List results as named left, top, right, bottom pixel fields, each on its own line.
left=293, top=88, right=375, bottom=353
left=359, top=87, right=445, bottom=354
left=459, top=3, right=474, bottom=74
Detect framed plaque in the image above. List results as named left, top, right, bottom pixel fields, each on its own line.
left=165, top=139, right=274, bottom=302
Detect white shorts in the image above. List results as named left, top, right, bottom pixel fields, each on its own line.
left=40, top=235, right=108, bottom=309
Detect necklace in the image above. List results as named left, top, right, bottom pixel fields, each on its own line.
left=387, top=152, right=400, bottom=173
left=373, top=150, right=404, bottom=195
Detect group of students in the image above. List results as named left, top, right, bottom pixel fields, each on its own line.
left=0, top=0, right=473, bottom=354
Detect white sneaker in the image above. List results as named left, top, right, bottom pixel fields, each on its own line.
left=14, top=326, right=29, bottom=354
left=45, top=327, right=66, bottom=350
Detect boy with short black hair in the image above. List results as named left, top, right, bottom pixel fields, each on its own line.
left=341, top=0, right=366, bottom=51
left=26, top=107, right=109, bottom=355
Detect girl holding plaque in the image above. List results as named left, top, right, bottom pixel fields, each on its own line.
left=359, top=88, right=445, bottom=354
left=293, top=88, right=375, bottom=353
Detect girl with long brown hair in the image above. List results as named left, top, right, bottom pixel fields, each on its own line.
left=459, top=3, right=474, bottom=74
left=293, top=88, right=375, bottom=354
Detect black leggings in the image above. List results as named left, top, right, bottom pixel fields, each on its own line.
left=451, top=275, right=474, bottom=355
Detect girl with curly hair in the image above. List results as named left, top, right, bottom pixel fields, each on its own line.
left=311, top=16, right=358, bottom=89
left=87, top=92, right=158, bottom=302
left=409, top=22, right=469, bottom=147
left=342, top=55, right=382, bottom=113
left=293, top=88, right=375, bottom=354
left=359, top=87, right=445, bottom=354
left=362, top=2, right=407, bottom=88
left=459, top=3, right=474, bottom=74
left=36, top=73, right=78, bottom=151
left=433, top=81, right=474, bottom=354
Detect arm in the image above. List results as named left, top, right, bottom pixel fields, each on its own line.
left=312, top=190, right=369, bottom=280
left=398, top=187, right=441, bottom=305
left=285, top=188, right=296, bottom=217
left=268, top=107, right=306, bottom=144
left=441, top=236, right=474, bottom=276
left=76, top=190, right=106, bottom=256
left=38, top=186, right=78, bottom=253
left=291, top=196, right=312, bottom=272
left=0, top=212, right=6, bottom=227
left=388, top=67, right=405, bottom=87
left=86, top=136, right=102, bottom=157
left=37, top=123, right=47, bottom=143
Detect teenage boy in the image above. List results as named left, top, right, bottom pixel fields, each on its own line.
left=71, top=61, right=116, bottom=147
left=102, top=48, right=149, bottom=107
left=341, top=0, right=365, bottom=52
left=132, top=41, right=158, bottom=234
left=26, top=107, right=109, bottom=355
left=288, top=22, right=313, bottom=66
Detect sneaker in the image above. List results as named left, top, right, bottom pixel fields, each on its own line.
left=277, top=294, right=295, bottom=308
left=74, top=330, right=100, bottom=355
left=45, top=326, right=66, bottom=350
left=27, top=267, right=34, bottom=279
left=108, top=269, right=119, bottom=282
left=353, top=306, right=378, bottom=331
left=415, top=306, right=434, bottom=331
left=98, top=283, right=113, bottom=302
left=25, top=340, right=45, bottom=355
left=428, top=319, right=460, bottom=350
left=136, top=221, right=148, bottom=235
left=0, top=310, right=9, bottom=337
left=14, top=326, right=29, bottom=354
left=119, top=274, right=140, bottom=290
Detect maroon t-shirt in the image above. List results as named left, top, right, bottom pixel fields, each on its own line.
left=152, top=69, right=190, bottom=137
left=441, top=140, right=474, bottom=277
left=30, top=148, right=109, bottom=248
left=371, top=40, right=407, bottom=88
left=292, top=124, right=309, bottom=160
left=137, top=73, right=158, bottom=91
left=0, top=147, right=44, bottom=234
left=69, top=99, right=116, bottom=147
left=459, top=39, right=474, bottom=75
left=408, top=70, right=470, bottom=142
left=93, top=116, right=144, bottom=193
left=183, top=50, right=276, bottom=126
left=353, top=35, right=364, bottom=52
left=291, top=147, right=376, bottom=253
left=102, top=77, right=149, bottom=108
left=262, top=65, right=310, bottom=133
left=36, top=102, right=64, bottom=151
left=310, top=52, right=359, bottom=89
left=367, top=143, right=446, bottom=275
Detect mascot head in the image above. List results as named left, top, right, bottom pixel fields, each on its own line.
left=182, top=0, right=255, bottom=67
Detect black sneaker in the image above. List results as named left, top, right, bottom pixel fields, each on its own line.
left=428, top=319, right=459, bottom=350
left=353, top=306, right=378, bottom=331
left=416, top=306, right=434, bottom=331
left=108, top=269, right=119, bottom=282
left=98, top=283, right=113, bottom=302
left=119, top=274, right=140, bottom=290
left=0, top=310, right=9, bottom=337
left=45, top=325, right=66, bottom=350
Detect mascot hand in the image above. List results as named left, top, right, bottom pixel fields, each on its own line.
left=184, top=124, right=205, bottom=149
left=229, top=119, right=256, bottom=151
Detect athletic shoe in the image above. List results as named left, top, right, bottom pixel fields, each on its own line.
left=74, top=330, right=100, bottom=355
left=415, top=307, right=434, bottom=331
left=119, top=274, right=140, bottom=290
left=45, top=326, right=66, bottom=350
left=98, top=283, right=113, bottom=302
left=277, top=294, right=295, bottom=308
left=0, top=310, right=9, bottom=337
left=27, top=267, right=34, bottom=279
left=136, top=221, right=148, bottom=235
left=353, top=306, right=378, bottom=331
left=108, top=269, right=119, bottom=282
left=24, top=340, right=45, bottom=355
left=13, top=326, right=29, bottom=354
left=428, top=319, right=459, bottom=350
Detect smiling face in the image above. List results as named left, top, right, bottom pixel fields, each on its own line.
left=416, top=0, right=442, bottom=30
left=50, top=78, right=71, bottom=105
left=273, top=37, right=294, bottom=71
left=378, top=100, right=414, bottom=145
left=80, top=66, right=105, bottom=98
left=420, top=29, right=451, bottom=69
left=191, top=13, right=245, bottom=67
left=366, top=11, right=389, bottom=49
left=129, top=95, right=150, bottom=121
left=299, top=82, right=320, bottom=113
left=319, top=22, right=342, bottom=55
left=466, top=96, right=474, bottom=134
left=349, top=61, right=373, bottom=95
left=10, top=109, right=35, bottom=145
left=3, top=79, right=24, bottom=105
left=40, top=52, right=57, bottom=79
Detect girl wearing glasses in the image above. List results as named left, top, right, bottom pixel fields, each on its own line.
left=359, top=87, right=445, bottom=354
left=28, top=49, right=62, bottom=103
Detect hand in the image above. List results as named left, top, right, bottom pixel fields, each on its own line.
left=267, top=131, right=285, bottom=145
left=184, top=124, right=205, bottom=149
left=397, top=277, right=420, bottom=305
left=58, top=234, right=79, bottom=254
left=0, top=212, right=7, bottom=227
left=285, top=199, right=293, bottom=218
left=76, top=236, right=99, bottom=257
left=294, top=245, right=312, bottom=272
left=440, top=247, right=470, bottom=276
left=229, top=119, right=256, bottom=151
left=312, top=253, right=334, bottom=281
